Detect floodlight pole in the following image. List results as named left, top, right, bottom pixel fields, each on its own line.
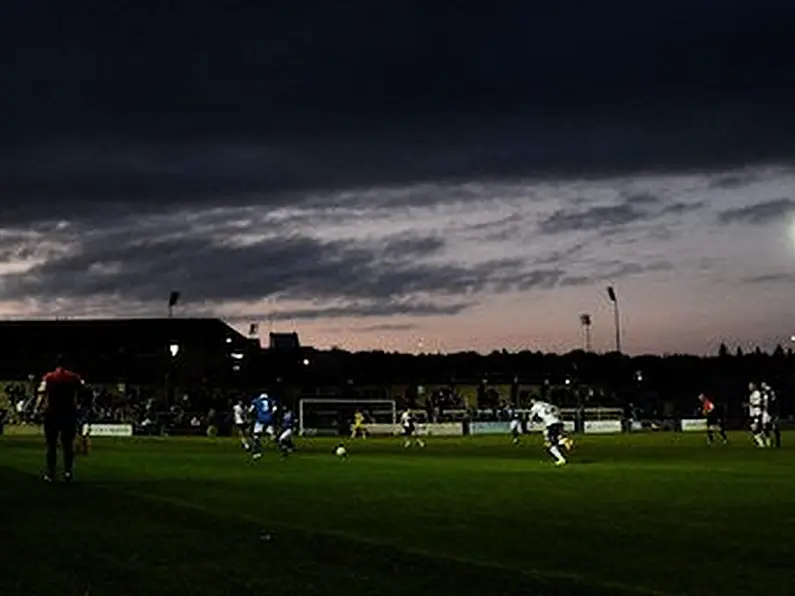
left=579, top=314, right=592, bottom=352
left=607, top=287, right=622, bottom=354
left=167, top=290, right=180, bottom=318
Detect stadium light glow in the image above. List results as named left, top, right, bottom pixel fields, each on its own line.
left=168, top=343, right=180, bottom=357
left=302, top=358, right=310, bottom=366
left=230, top=352, right=244, bottom=360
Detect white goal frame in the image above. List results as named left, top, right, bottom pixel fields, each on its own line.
left=298, top=399, right=397, bottom=436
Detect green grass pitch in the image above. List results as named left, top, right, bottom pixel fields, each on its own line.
left=1, top=431, right=794, bottom=596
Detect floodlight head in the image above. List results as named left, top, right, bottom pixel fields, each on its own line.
left=606, top=286, right=616, bottom=302
left=230, top=352, right=244, bottom=360
left=168, top=343, right=180, bottom=357
left=302, top=358, right=310, bottom=366
left=580, top=313, right=591, bottom=326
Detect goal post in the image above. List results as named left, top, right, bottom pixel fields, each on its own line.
left=298, top=399, right=397, bottom=436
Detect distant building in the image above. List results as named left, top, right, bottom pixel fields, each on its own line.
left=269, top=332, right=301, bottom=350
left=0, top=318, right=259, bottom=385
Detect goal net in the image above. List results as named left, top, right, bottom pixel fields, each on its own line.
left=298, top=399, right=397, bottom=436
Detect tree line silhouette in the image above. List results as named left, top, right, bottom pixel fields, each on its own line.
left=281, top=342, right=794, bottom=418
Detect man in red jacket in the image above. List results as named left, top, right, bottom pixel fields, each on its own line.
left=36, top=356, right=85, bottom=483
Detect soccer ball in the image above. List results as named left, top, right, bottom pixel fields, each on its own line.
left=335, top=445, right=348, bottom=457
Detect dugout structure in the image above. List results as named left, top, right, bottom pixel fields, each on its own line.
left=298, top=399, right=397, bottom=436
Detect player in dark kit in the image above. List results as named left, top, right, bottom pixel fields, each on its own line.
left=699, top=394, right=727, bottom=445
left=36, top=357, right=86, bottom=483
left=761, top=382, right=781, bottom=448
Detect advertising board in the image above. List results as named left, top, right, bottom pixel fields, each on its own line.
left=583, top=420, right=623, bottom=434
left=84, top=423, right=134, bottom=437
left=359, top=423, right=464, bottom=436
left=470, top=421, right=512, bottom=435
left=527, top=421, right=576, bottom=433
left=680, top=419, right=707, bottom=432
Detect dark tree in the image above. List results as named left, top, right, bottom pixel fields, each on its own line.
left=718, top=343, right=729, bottom=358
left=735, top=346, right=744, bottom=357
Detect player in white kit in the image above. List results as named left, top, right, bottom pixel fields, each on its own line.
left=528, top=399, right=573, bottom=465
left=400, top=410, right=425, bottom=448
left=747, top=383, right=767, bottom=447
left=509, top=411, right=522, bottom=445
left=232, top=399, right=251, bottom=451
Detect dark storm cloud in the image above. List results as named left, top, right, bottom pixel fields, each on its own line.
left=602, top=261, right=674, bottom=279
left=718, top=198, right=795, bottom=225
left=355, top=323, right=419, bottom=332
left=742, top=272, right=795, bottom=284
left=539, top=191, right=704, bottom=235
left=551, top=261, right=673, bottom=288
left=0, top=226, right=561, bottom=315
left=3, top=2, right=795, bottom=225
left=278, top=305, right=464, bottom=322
left=624, top=193, right=661, bottom=206
left=381, top=235, right=446, bottom=259
left=660, top=201, right=705, bottom=216
left=708, top=171, right=763, bottom=190
left=539, top=204, right=647, bottom=234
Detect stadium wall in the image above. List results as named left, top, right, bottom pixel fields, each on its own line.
left=365, top=423, right=463, bottom=436
left=681, top=419, right=708, bottom=432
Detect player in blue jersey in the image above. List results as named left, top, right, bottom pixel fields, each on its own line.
left=248, top=393, right=276, bottom=460
left=278, top=409, right=296, bottom=457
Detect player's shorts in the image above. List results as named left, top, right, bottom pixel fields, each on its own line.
left=253, top=421, right=274, bottom=437
left=278, top=428, right=293, bottom=442
left=545, top=422, right=565, bottom=445
left=402, top=423, right=415, bottom=436
left=705, top=413, right=722, bottom=428
left=750, top=417, right=764, bottom=434
left=235, top=422, right=248, bottom=434
left=44, top=413, right=78, bottom=444
left=509, top=420, right=521, bottom=434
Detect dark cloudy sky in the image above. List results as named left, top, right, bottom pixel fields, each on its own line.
left=2, top=1, right=795, bottom=354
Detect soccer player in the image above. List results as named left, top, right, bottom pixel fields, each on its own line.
left=528, top=399, right=573, bottom=466
left=400, top=409, right=425, bottom=448
left=249, top=393, right=275, bottom=460
left=278, top=409, right=296, bottom=457
left=36, top=356, right=85, bottom=483
left=747, top=382, right=766, bottom=447
left=761, top=382, right=781, bottom=448
left=698, top=393, right=727, bottom=445
left=232, top=399, right=251, bottom=451
left=350, top=410, right=368, bottom=439
left=509, top=411, right=522, bottom=445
